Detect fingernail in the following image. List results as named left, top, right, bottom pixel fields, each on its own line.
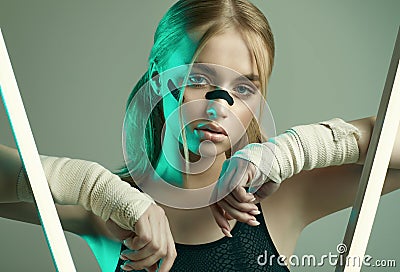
left=250, top=197, right=256, bottom=202
left=249, top=209, right=261, bottom=215
left=119, top=254, right=128, bottom=260
left=249, top=219, right=260, bottom=226
left=120, top=260, right=134, bottom=270
left=222, top=228, right=233, bottom=238
left=120, top=264, right=130, bottom=271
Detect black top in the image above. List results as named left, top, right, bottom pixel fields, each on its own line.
left=115, top=203, right=290, bottom=272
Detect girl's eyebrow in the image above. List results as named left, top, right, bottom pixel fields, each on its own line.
left=240, top=74, right=259, bottom=82
left=192, top=62, right=260, bottom=83
left=191, top=62, right=217, bottom=76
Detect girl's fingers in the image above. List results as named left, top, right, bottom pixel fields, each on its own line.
left=223, top=193, right=258, bottom=212
left=145, top=263, right=159, bottom=272
left=158, top=216, right=177, bottom=272
left=210, top=202, right=231, bottom=232
left=122, top=212, right=169, bottom=270
left=232, top=185, right=255, bottom=203
left=124, top=245, right=165, bottom=271
left=122, top=221, right=161, bottom=262
left=122, top=237, right=159, bottom=263
left=217, top=199, right=258, bottom=225
left=224, top=209, right=235, bottom=220
left=145, top=209, right=168, bottom=270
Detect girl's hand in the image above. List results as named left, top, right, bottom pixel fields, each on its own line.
left=210, top=157, right=280, bottom=237
left=108, top=203, right=177, bottom=272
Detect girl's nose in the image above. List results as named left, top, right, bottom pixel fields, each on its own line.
left=206, top=98, right=229, bottom=119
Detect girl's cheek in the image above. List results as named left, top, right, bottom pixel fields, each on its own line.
left=231, top=107, right=253, bottom=127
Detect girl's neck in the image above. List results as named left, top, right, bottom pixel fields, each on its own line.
left=182, top=152, right=226, bottom=189
left=154, top=131, right=235, bottom=244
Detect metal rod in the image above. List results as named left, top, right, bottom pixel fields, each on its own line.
left=0, top=28, right=77, bottom=272
left=335, top=27, right=400, bottom=272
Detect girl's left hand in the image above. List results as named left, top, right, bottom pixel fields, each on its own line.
left=107, top=203, right=177, bottom=272
left=210, top=157, right=280, bottom=237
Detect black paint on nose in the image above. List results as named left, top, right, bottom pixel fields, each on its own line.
left=205, top=89, right=234, bottom=106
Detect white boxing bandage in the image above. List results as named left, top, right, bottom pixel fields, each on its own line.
left=232, top=118, right=361, bottom=185
left=17, top=155, right=155, bottom=232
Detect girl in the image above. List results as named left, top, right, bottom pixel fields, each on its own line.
left=1, top=1, right=400, bottom=271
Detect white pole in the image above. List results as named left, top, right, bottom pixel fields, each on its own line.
left=0, top=29, right=77, bottom=272
left=336, top=27, right=400, bottom=272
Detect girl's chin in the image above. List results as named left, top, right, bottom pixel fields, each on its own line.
left=197, top=142, right=229, bottom=158
left=182, top=138, right=230, bottom=158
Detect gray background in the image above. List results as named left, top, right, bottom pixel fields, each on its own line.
left=1, top=0, right=399, bottom=271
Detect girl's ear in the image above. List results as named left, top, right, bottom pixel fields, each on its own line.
left=149, top=61, right=182, bottom=101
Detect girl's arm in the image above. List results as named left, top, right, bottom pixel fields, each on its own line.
left=212, top=116, right=363, bottom=234
left=0, top=144, right=100, bottom=235
left=293, top=116, right=400, bottom=229
left=0, top=144, right=177, bottom=272
left=212, top=116, right=400, bottom=236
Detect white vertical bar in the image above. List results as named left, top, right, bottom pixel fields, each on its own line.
left=0, top=29, right=76, bottom=272
left=336, top=27, right=400, bottom=272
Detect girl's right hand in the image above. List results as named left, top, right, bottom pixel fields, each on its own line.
left=107, top=203, right=177, bottom=272
left=210, top=158, right=280, bottom=237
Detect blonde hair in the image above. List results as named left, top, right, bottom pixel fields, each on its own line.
left=117, top=0, right=275, bottom=181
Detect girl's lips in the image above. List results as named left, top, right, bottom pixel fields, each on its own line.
left=197, top=123, right=228, bottom=136
left=194, top=128, right=228, bottom=142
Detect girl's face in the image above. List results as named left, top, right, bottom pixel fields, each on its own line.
left=161, top=28, right=263, bottom=158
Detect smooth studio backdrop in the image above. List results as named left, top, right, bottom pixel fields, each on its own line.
left=0, top=1, right=399, bottom=271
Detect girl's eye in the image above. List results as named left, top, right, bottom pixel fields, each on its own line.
left=233, top=84, right=256, bottom=97
left=187, top=74, right=210, bottom=87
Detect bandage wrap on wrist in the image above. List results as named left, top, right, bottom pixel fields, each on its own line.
left=232, top=118, right=361, bottom=184
left=16, top=155, right=155, bottom=232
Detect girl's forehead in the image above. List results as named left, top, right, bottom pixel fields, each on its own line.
left=164, top=29, right=258, bottom=79
left=194, top=29, right=257, bottom=78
